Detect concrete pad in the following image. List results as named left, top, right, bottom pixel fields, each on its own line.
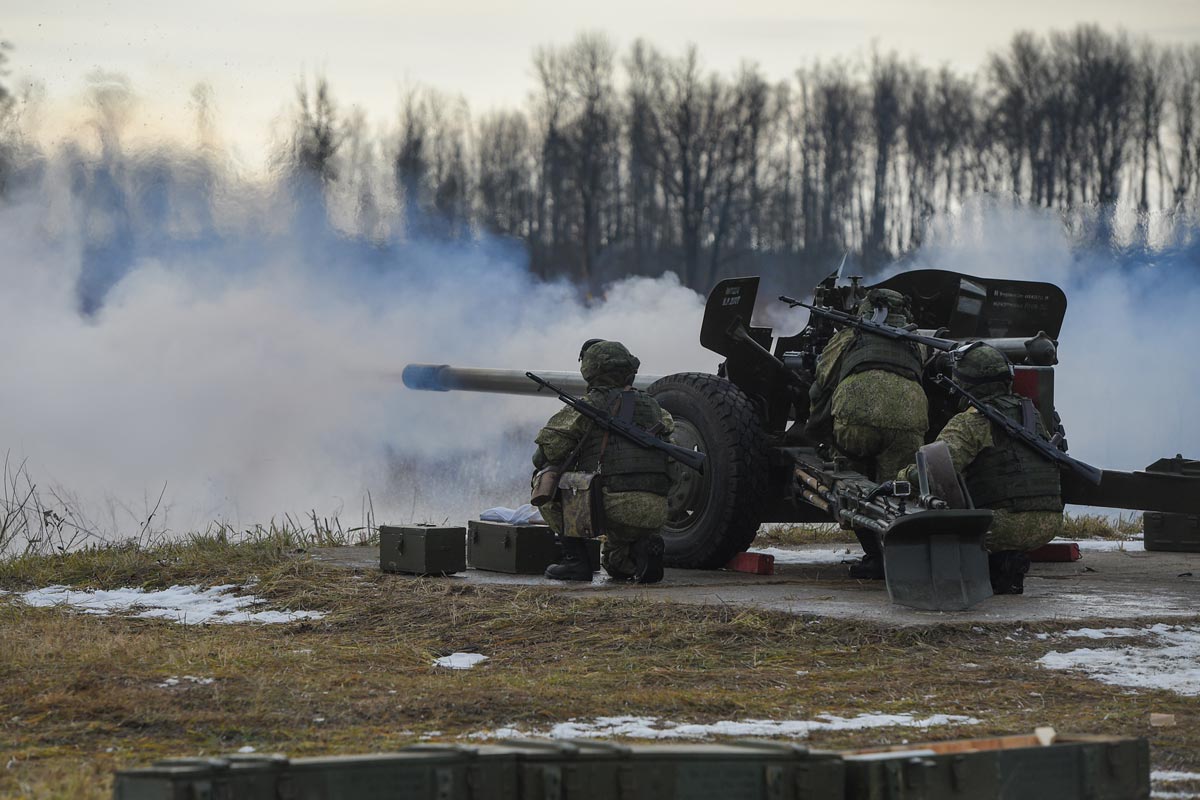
left=311, top=543, right=1200, bottom=627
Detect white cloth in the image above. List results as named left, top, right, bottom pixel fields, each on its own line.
left=479, top=504, right=545, bottom=525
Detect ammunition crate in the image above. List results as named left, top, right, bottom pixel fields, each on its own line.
left=841, top=732, right=1149, bottom=800
left=1143, top=512, right=1200, bottom=553
left=113, top=756, right=286, bottom=800
left=380, top=525, right=467, bottom=575
left=467, top=521, right=598, bottom=574
left=608, top=741, right=844, bottom=800
left=279, top=752, right=466, bottom=799
left=113, top=733, right=1148, bottom=800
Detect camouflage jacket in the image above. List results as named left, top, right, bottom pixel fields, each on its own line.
left=532, top=389, right=675, bottom=471
left=809, top=329, right=927, bottom=436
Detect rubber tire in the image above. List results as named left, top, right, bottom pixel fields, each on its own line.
left=648, top=372, right=769, bottom=569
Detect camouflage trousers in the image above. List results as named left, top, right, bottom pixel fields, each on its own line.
left=833, top=422, right=926, bottom=485
left=541, top=489, right=668, bottom=579
left=985, top=510, right=1064, bottom=553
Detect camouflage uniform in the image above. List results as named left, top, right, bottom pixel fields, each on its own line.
left=807, top=289, right=928, bottom=483
left=533, top=341, right=674, bottom=580
left=898, top=342, right=1063, bottom=595
left=806, top=288, right=928, bottom=580
left=904, top=401, right=1064, bottom=552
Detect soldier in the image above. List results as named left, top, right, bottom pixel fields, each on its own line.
left=534, top=340, right=674, bottom=584
left=900, top=343, right=1064, bottom=594
left=807, top=288, right=929, bottom=579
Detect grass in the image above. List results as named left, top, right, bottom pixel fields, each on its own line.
left=754, top=523, right=855, bottom=546
left=0, top=533, right=1196, bottom=798
left=1060, top=512, right=1143, bottom=540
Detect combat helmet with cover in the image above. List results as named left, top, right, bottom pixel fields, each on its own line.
left=856, top=288, right=912, bottom=326
left=953, top=342, right=1013, bottom=399
left=580, top=340, right=641, bottom=389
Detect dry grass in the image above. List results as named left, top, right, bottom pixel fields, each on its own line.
left=1061, top=511, right=1143, bottom=540
left=1, top=536, right=1195, bottom=799
left=754, top=523, right=855, bottom=546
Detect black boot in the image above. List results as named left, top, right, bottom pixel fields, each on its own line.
left=988, top=551, right=1030, bottom=595
left=849, top=529, right=886, bottom=580
left=545, top=537, right=593, bottom=582
left=633, top=533, right=665, bottom=584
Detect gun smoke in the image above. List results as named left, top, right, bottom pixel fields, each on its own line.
left=0, top=98, right=1197, bottom=545
left=0, top=115, right=714, bottom=541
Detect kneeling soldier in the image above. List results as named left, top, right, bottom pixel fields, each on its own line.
left=901, top=343, right=1064, bottom=594
left=807, top=288, right=929, bottom=579
left=533, top=340, right=674, bottom=583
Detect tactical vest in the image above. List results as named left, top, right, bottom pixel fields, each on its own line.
left=576, top=387, right=671, bottom=494
left=836, top=331, right=923, bottom=384
left=805, top=331, right=923, bottom=442
left=963, top=394, right=1064, bottom=512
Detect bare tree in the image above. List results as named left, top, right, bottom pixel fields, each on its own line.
left=1132, top=42, right=1168, bottom=215
left=394, top=88, right=429, bottom=236
left=866, top=52, right=905, bottom=262
left=293, top=76, right=342, bottom=186
left=561, top=33, right=620, bottom=284
left=1166, top=46, right=1200, bottom=210
left=477, top=110, right=534, bottom=240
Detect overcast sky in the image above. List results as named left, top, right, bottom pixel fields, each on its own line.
left=5, top=0, right=1200, bottom=165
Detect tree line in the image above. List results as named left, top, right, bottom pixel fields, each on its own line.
left=4, top=26, right=1200, bottom=293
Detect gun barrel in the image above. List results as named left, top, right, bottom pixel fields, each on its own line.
left=913, top=333, right=1046, bottom=362
left=402, top=364, right=663, bottom=397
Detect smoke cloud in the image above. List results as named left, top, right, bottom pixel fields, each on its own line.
left=0, top=107, right=713, bottom=540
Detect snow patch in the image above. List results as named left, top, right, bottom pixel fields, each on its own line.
left=469, top=712, right=978, bottom=740
left=157, top=675, right=215, bottom=688
left=1038, top=624, right=1200, bottom=696
left=434, top=653, right=489, bottom=670
left=1153, top=771, right=1200, bottom=783
left=1059, top=627, right=1146, bottom=640
left=747, top=546, right=861, bottom=566
left=13, top=584, right=324, bottom=625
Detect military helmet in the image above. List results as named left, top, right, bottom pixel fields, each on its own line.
left=578, top=338, right=605, bottom=361
left=857, top=288, right=912, bottom=326
left=952, top=342, right=1013, bottom=390
left=580, top=340, right=640, bottom=387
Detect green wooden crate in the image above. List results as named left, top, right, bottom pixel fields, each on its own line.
left=840, top=732, right=1149, bottom=800
left=380, top=525, right=467, bottom=575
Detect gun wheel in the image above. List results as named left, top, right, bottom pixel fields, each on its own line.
left=648, top=372, right=769, bottom=569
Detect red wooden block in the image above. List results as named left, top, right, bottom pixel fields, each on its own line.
left=725, top=551, right=775, bottom=575
left=1028, top=542, right=1081, bottom=562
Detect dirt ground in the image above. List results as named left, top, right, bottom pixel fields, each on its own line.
left=1, top=534, right=1197, bottom=798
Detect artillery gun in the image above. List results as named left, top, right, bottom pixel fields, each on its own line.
left=404, top=270, right=1200, bottom=606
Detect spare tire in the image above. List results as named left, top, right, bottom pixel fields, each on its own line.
left=648, top=372, right=769, bottom=569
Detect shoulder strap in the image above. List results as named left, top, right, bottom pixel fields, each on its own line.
left=596, top=387, right=634, bottom=469
left=1019, top=397, right=1038, bottom=435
